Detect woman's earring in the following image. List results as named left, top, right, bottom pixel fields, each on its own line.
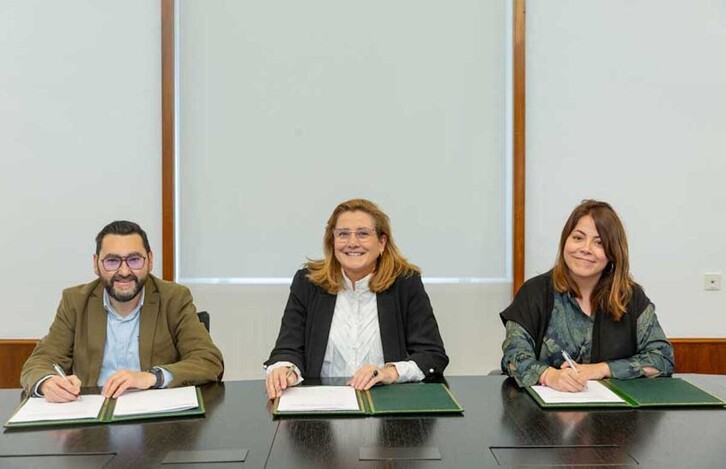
left=606, top=262, right=615, bottom=274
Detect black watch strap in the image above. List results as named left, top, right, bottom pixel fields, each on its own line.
left=147, top=367, right=164, bottom=389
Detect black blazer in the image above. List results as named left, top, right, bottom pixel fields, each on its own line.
left=265, top=269, right=449, bottom=380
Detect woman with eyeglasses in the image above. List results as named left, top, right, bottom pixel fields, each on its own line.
left=264, top=198, right=448, bottom=399
left=500, top=200, right=674, bottom=392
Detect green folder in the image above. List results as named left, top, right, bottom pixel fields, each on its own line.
left=273, top=383, right=464, bottom=416
left=604, top=378, right=725, bottom=407
left=4, top=388, right=205, bottom=429
left=526, top=377, right=726, bottom=409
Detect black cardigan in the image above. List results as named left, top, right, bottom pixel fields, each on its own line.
left=500, top=271, right=651, bottom=363
left=265, top=269, right=449, bottom=379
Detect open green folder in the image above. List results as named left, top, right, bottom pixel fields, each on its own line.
left=526, top=377, right=726, bottom=409
left=4, top=387, right=205, bottom=429
left=273, top=383, right=464, bottom=416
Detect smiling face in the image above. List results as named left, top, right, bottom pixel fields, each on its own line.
left=333, top=210, right=387, bottom=283
left=93, top=234, right=153, bottom=306
left=563, top=214, right=609, bottom=286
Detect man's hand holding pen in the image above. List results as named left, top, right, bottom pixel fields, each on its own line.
left=40, top=364, right=82, bottom=403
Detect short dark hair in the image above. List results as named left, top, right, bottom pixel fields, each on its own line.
left=95, top=221, right=151, bottom=255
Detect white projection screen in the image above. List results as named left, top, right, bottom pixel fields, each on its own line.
left=177, top=1, right=510, bottom=283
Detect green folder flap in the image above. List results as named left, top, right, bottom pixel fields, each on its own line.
left=524, top=385, right=632, bottom=409
left=365, top=383, right=464, bottom=415
left=107, top=387, right=206, bottom=422
left=605, top=378, right=726, bottom=407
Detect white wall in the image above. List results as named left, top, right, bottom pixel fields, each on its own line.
left=0, top=1, right=162, bottom=337
left=177, top=0, right=510, bottom=282
left=173, top=0, right=514, bottom=379
left=10, top=0, right=724, bottom=384
left=526, top=0, right=726, bottom=336
left=1, top=1, right=511, bottom=381
left=175, top=0, right=513, bottom=380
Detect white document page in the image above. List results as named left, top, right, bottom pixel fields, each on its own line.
left=113, top=386, right=198, bottom=417
left=277, top=386, right=360, bottom=412
left=7, top=395, right=106, bottom=423
left=531, top=380, right=626, bottom=404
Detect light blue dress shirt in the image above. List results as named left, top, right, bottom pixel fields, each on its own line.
left=98, top=288, right=172, bottom=387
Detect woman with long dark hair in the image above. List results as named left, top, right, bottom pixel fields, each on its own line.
left=500, top=200, right=674, bottom=392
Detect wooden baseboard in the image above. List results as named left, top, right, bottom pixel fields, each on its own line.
left=0, top=339, right=38, bottom=389
left=670, top=338, right=726, bottom=375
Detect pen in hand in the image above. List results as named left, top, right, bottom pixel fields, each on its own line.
left=561, top=350, right=578, bottom=372
left=52, top=363, right=81, bottom=401
left=561, top=350, right=587, bottom=390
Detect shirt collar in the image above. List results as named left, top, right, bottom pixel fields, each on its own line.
left=341, top=270, right=373, bottom=293
left=103, top=286, right=145, bottom=321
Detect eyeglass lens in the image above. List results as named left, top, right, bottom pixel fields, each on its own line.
left=102, top=255, right=145, bottom=271
left=334, top=229, right=374, bottom=240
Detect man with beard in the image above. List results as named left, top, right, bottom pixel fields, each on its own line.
left=20, top=221, right=224, bottom=402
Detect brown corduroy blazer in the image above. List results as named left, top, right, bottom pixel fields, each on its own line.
left=20, top=274, right=224, bottom=395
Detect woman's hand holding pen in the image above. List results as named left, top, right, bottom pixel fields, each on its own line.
left=40, top=374, right=82, bottom=403
left=347, top=364, right=398, bottom=391
left=542, top=359, right=611, bottom=392
left=541, top=367, right=588, bottom=392
left=266, top=366, right=298, bottom=400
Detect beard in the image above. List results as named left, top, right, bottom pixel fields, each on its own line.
left=102, top=272, right=145, bottom=303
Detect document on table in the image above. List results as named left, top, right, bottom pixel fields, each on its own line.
left=277, top=386, right=360, bottom=412
left=113, top=386, right=199, bottom=417
left=530, top=380, right=626, bottom=404
left=7, top=395, right=106, bottom=424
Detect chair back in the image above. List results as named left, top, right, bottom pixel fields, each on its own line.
left=197, top=311, right=210, bottom=332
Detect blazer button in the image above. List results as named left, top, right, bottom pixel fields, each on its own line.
left=429, top=368, right=435, bottom=374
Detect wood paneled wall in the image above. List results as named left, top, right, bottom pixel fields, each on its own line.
left=0, top=340, right=37, bottom=389
left=670, top=339, right=726, bottom=375
left=0, top=338, right=723, bottom=389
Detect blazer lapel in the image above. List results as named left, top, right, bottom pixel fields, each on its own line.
left=138, top=276, right=160, bottom=371
left=376, top=288, right=400, bottom=362
left=308, top=292, right=336, bottom=377
left=86, top=282, right=107, bottom=386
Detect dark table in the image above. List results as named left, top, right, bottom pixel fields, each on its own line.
left=2, top=375, right=726, bottom=468
left=268, top=374, right=726, bottom=468
left=0, top=381, right=276, bottom=468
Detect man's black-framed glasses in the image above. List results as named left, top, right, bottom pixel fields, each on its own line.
left=101, top=254, right=146, bottom=272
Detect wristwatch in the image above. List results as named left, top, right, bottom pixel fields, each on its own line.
left=147, top=367, right=164, bottom=389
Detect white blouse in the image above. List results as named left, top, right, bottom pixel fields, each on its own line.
left=320, top=272, right=423, bottom=382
